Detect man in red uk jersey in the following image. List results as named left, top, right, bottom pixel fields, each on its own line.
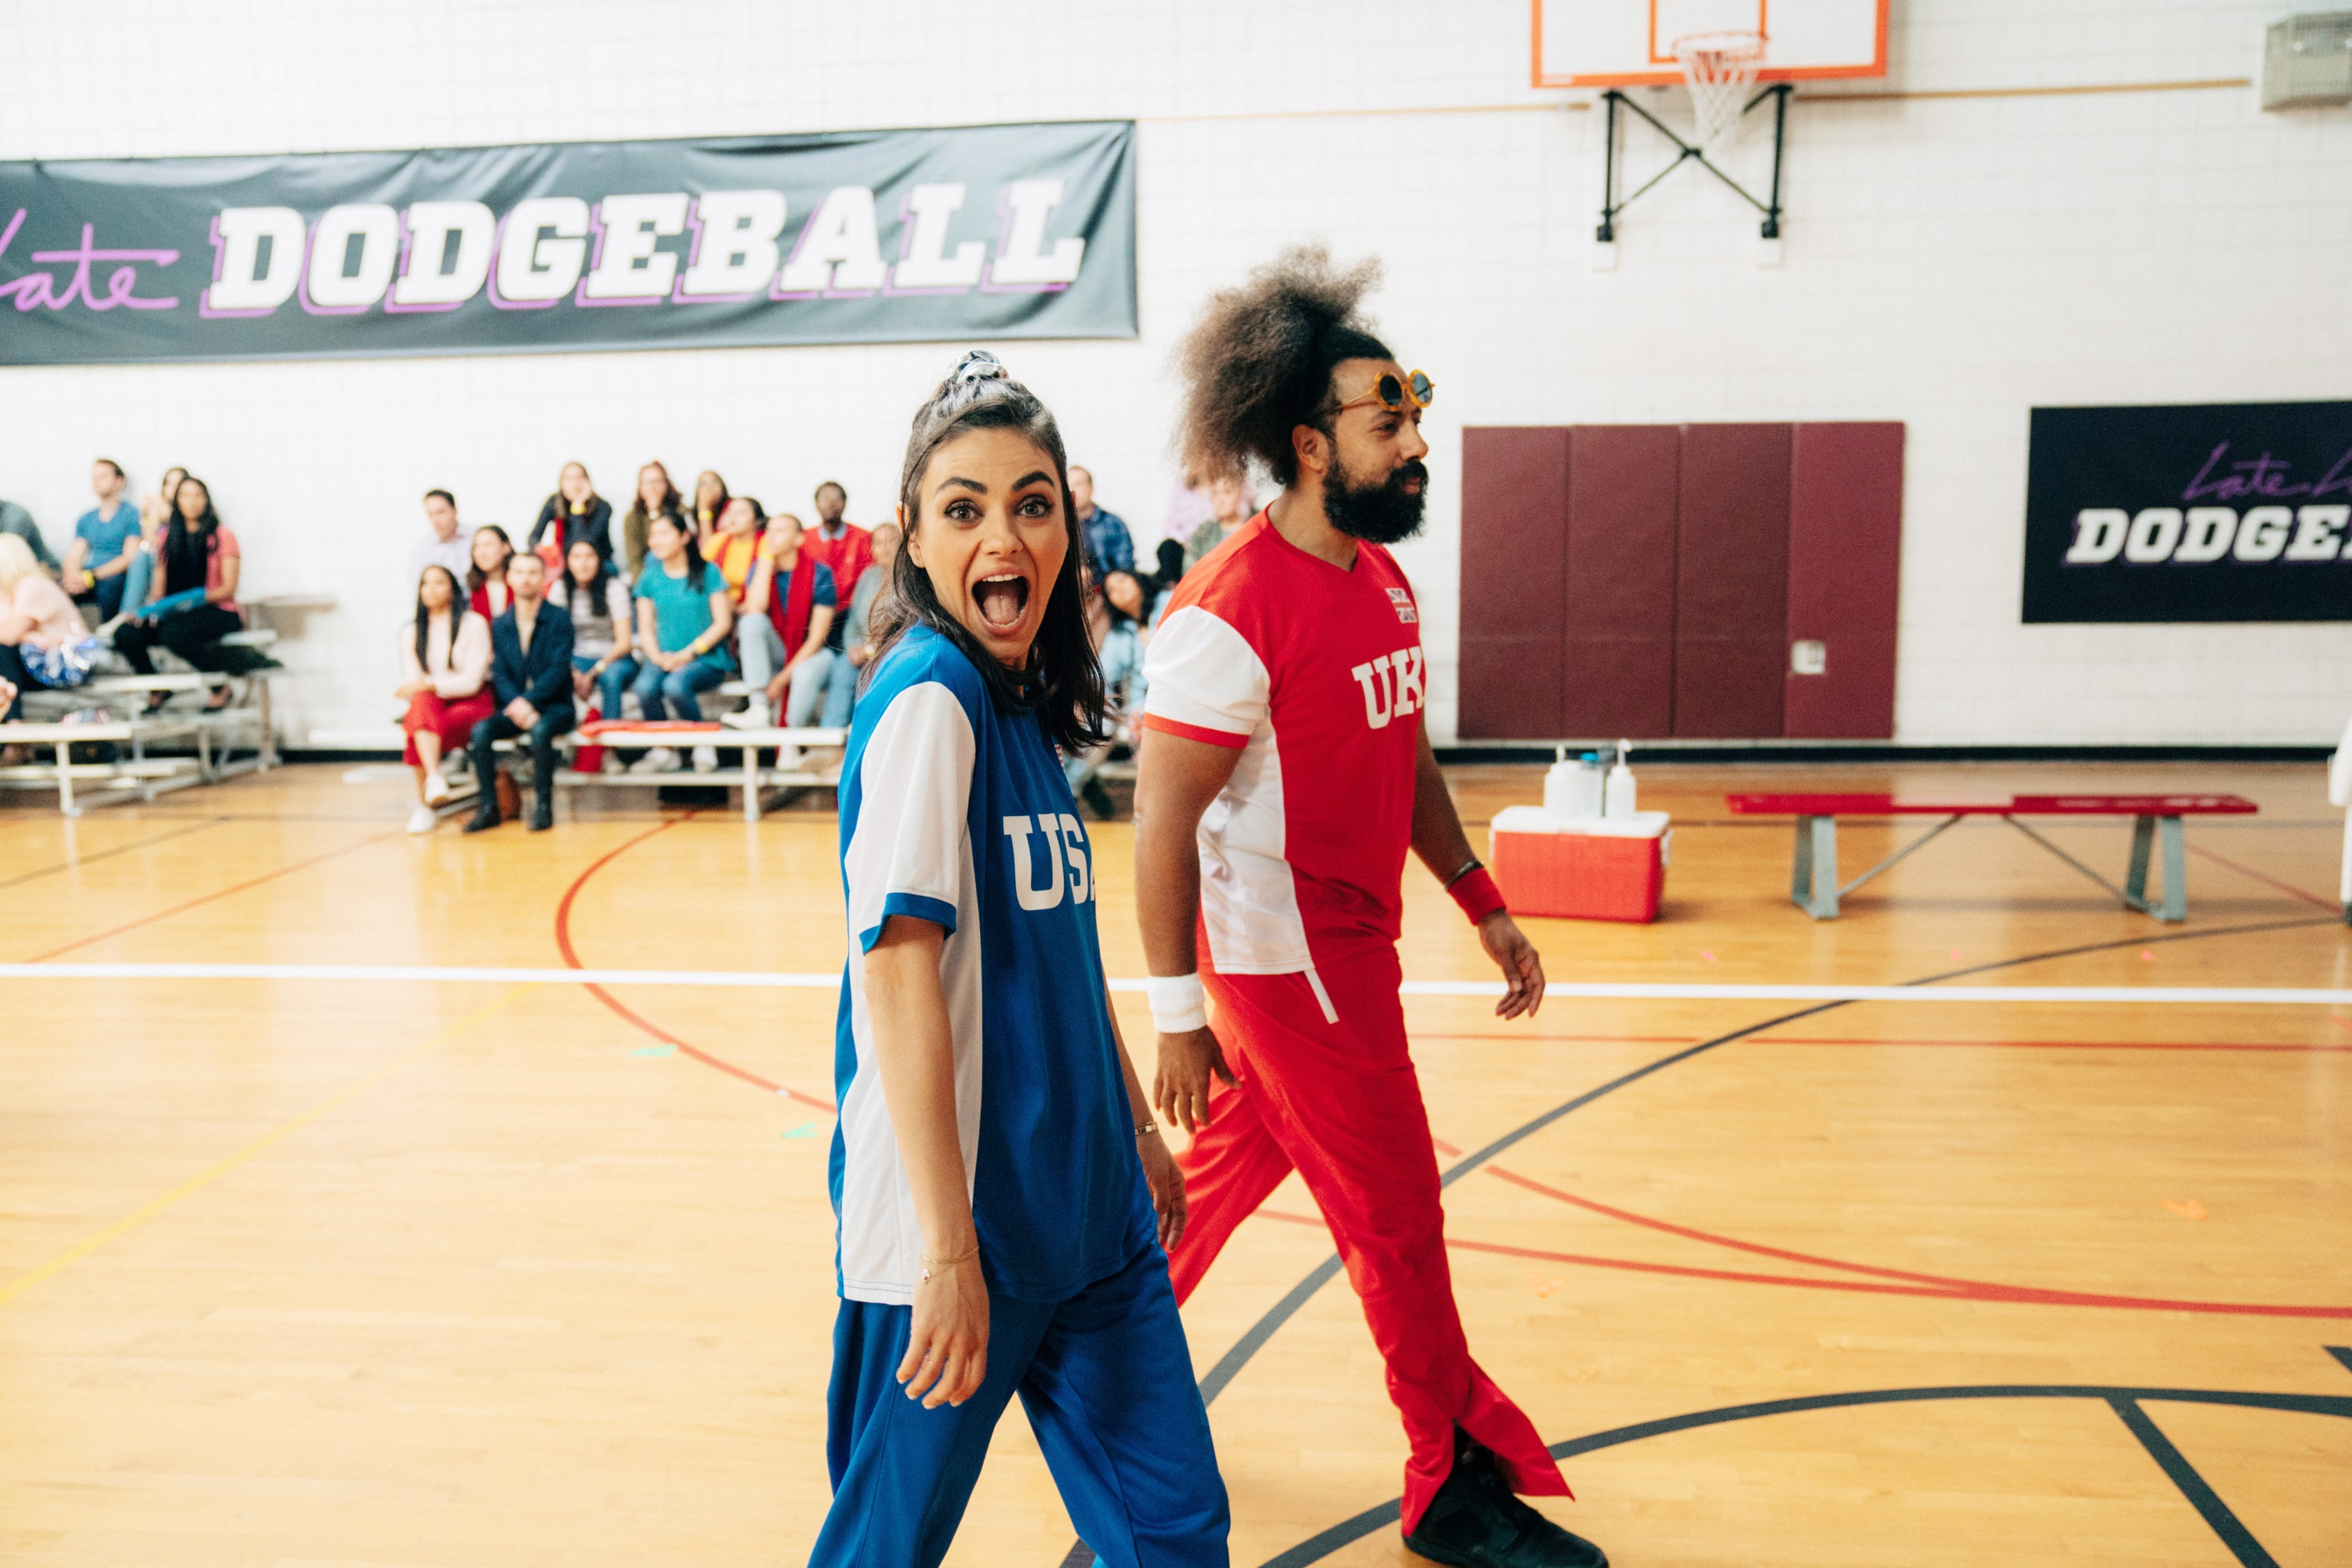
left=1134, top=247, right=1606, bottom=1568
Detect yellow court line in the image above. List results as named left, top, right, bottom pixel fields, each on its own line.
left=0, top=985, right=537, bottom=1312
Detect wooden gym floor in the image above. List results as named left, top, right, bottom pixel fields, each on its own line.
left=2, top=759, right=2347, bottom=1567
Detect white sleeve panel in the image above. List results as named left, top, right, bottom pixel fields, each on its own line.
left=1142, top=605, right=1270, bottom=741
left=844, top=681, right=978, bottom=949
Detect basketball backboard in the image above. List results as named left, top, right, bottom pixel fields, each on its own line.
left=1534, top=0, right=1889, bottom=89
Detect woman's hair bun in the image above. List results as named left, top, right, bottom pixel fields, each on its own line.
left=951, top=349, right=1009, bottom=386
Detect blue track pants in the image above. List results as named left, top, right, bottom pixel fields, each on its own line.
left=809, top=1243, right=1229, bottom=1568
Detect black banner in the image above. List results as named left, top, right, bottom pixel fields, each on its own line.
left=0, top=121, right=1135, bottom=365
left=2024, top=401, right=2352, bottom=623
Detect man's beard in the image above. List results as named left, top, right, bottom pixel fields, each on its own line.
left=1323, top=456, right=1429, bottom=545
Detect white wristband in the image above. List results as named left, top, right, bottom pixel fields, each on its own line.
left=1147, top=973, right=1207, bottom=1033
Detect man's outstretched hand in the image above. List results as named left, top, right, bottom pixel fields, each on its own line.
left=1153, top=1025, right=1236, bottom=1134
left=1479, top=911, right=1546, bottom=1019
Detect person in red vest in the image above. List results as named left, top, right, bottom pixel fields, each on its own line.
left=727, top=510, right=839, bottom=731
left=796, top=480, right=873, bottom=728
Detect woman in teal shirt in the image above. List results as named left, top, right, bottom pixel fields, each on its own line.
left=627, top=513, right=735, bottom=771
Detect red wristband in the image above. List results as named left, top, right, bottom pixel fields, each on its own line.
left=1447, top=866, right=1507, bottom=924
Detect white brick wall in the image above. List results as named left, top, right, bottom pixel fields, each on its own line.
left=1, top=0, right=2345, bottom=746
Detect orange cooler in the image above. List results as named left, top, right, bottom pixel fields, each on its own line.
left=1489, top=806, right=1671, bottom=924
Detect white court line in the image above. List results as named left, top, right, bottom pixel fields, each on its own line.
left=2, top=962, right=2350, bottom=1006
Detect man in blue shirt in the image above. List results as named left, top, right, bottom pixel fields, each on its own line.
left=1070, top=466, right=1134, bottom=580
left=65, top=459, right=141, bottom=619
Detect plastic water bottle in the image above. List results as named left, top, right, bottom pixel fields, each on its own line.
left=1576, top=753, right=1606, bottom=816
left=1604, top=741, right=1638, bottom=819
left=1544, top=746, right=1608, bottom=818
left=1543, top=745, right=1577, bottom=815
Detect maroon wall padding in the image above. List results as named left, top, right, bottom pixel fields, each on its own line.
left=1786, top=422, right=1905, bottom=738
left=1673, top=423, right=1792, bottom=737
left=1563, top=425, right=1679, bottom=738
left=1456, top=427, right=1569, bottom=739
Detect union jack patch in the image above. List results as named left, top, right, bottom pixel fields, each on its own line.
left=1386, top=587, right=1419, bottom=624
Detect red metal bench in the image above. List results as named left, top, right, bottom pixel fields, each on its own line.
left=1723, top=793, right=2258, bottom=922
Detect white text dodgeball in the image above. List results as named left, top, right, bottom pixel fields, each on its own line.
left=2064, top=505, right=2352, bottom=564
left=201, top=180, right=1088, bottom=318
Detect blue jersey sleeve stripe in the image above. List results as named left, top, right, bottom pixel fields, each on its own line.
left=858, top=892, right=960, bottom=951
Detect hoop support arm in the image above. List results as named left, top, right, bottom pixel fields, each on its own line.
left=1595, top=83, right=1791, bottom=243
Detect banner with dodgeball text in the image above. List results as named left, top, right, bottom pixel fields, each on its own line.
left=2023, top=400, right=2352, bottom=623
left=0, top=120, right=1135, bottom=365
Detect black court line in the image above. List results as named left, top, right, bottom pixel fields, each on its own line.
left=0, top=817, right=225, bottom=891
left=2107, top=1397, right=2278, bottom=1568
left=1261, top=1382, right=2352, bottom=1567
left=1261, top=1382, right=2343, bottom=1568
left=2328, top=1345, right=2352, bottom=1377
left=1057, top=913, right=2339, bottom=1567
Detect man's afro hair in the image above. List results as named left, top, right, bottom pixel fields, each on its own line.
left=1173, top=245, right=1392, bottom=491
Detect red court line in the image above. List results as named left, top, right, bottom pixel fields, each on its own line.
left=551, top=815, right=837, bottom=1113
left=24, top=829, right=398, bottom=962
left=1411, top=1033, right=1699, bottom=1044
left=1255, top=1202, right=2352, bottom=1317
left=2187, top=842, right=2338, bottom=912
left=1422, top=1134, right=2352, bottom=1316
left=1755, top=1035, right=2352, bottom=1053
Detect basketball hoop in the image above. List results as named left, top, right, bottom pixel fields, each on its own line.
left=1672, top=31, right=1768, bottom=150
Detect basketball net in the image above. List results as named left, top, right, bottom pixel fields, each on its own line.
left=1672, top=31, right=1768, bottom=151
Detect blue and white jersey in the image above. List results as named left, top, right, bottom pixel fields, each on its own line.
left=831, top=624, right=1152, bottom=1305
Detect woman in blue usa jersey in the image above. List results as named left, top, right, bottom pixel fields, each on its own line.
left=811, top=350, right=1229, bottom=1568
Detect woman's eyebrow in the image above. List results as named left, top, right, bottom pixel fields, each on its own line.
left=1012, top=470, right=1052, bottom=489
left=932, top=476, right=987, bottom=495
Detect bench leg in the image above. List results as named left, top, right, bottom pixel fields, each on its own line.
left=742, top=745, right=760, bottom=823
left=2158, top=815, right=2186, bottom=922
left=258, top=677, right=276, bottom=770
left=1792, top=815, right=1838, bottom=919
left=55, top=739, right=75, bottom=817
left=2340, top=807, right=2352, bottom=925
left=2125, top=815, right=2154, bottom=911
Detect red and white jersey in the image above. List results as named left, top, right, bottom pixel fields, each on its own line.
left=1142, top=510, right=1428, bottom=985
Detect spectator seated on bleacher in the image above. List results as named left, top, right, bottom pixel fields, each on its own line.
left=466, top=524, right=515, bottom=622
left=0, top=532, right=105, bottom=722
left=690, top=470, right=731, bottom=549
left=397, top=563, right=492, bottom=835
left=550, top=539, right=636, bottom=747
left=1062, top=565, right=1150, bottom=819
left=626, top=511, right=735, bottom=775
left=529, top=461, right=614, bottom=568
left=0, top=494, right=60, bottom=579
left=728, top=509, right=843, bottom=733
left=840, top=520, right=901, bottom=684
left=64, top=459, right=142, bottom=623
left=111, top=475, right=274, bottom=710
left=465, top=551, right=574, bottom=834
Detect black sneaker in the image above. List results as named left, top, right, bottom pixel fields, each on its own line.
left=1403, top=1432, right=1606, bottom=1568
left=529, top=798, right=554, bottom=833
left=461, top=804, right=501, bottom=834
left=1080, top=777, right=1116, bottom=820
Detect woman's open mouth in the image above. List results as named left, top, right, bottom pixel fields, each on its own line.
left=973, top=573, right=1031, bottom=633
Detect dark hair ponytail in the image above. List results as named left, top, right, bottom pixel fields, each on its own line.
left=413, top=564, right=460, bottom=673
left=869, top=350, right=1106, bottom=754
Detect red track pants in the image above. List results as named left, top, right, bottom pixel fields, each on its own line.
left=1167, top=945, right=1570, bottom=1535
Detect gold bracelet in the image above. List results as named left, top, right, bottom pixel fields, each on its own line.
left=919, top=1242, right=978, bottom=1283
